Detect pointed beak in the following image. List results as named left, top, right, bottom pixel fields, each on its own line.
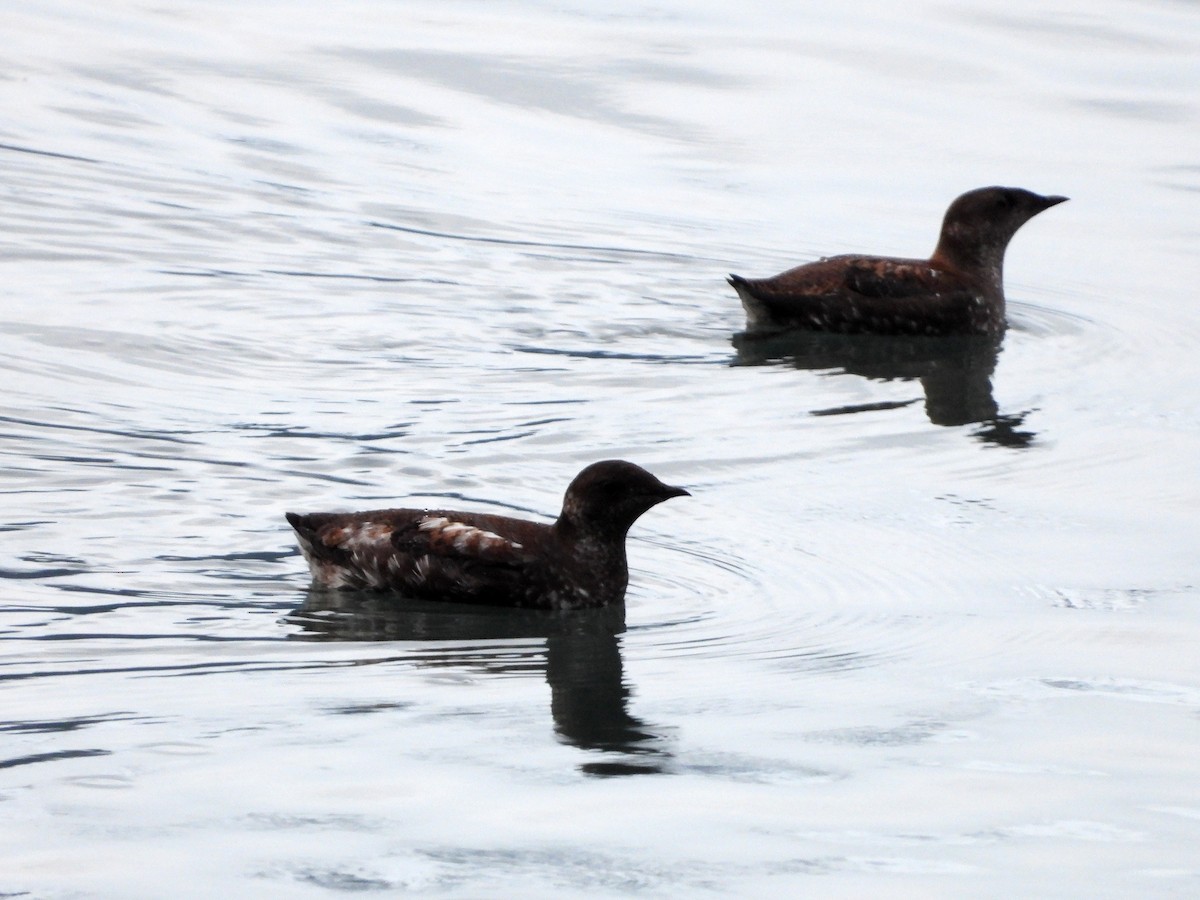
left=1041, top=194, right=1069, bottom=209
left=661, top=484, right=691, bottom=500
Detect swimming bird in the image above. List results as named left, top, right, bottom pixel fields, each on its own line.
left=286, top=460, right=689, bottom=610
left=728, top=186, right=1068, bottom=336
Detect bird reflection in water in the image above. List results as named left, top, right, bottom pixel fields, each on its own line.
left=287, top=591, right=672, bottom=776
left=732, top=330, right=1036, bottom=448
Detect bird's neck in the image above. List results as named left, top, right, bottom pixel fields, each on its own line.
left=932, top=227, right=1007, bottom=288
left=552, top=517, right=631, bottom=604
left=556, top=517, right=631, bottom=565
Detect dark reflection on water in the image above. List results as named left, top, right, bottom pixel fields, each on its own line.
left=0, top=748, right=112, bottom=770
left=288, top=592, right=673, bottom=776
left=370, top=219, right=697, bottom=260
left=731, top=330, right=1036, bottom=448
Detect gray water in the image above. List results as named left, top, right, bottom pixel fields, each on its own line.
left=2, top=0, right=1199, bottom=896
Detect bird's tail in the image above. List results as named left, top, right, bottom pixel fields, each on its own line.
left=285, top=512, right=327, bottom=563
left=726, top=273, right=772, bottom=328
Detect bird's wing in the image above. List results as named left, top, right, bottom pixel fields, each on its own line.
left=758, top=255, right=957, bottom=301
left=288, top=510, right=538, bottom=601
left=388, top=514, right=540, bottom=604
left=840, top=257, right=960, bottom=300
left=735, top=256, right=975, bottom=334
left=394, top=515, right=531, bottom=565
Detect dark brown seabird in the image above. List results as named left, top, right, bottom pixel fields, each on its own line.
left=286, top=460, right=689, bottom=610
left=728, top=186, right=1068, bottom=336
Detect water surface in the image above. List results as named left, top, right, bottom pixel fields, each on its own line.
left=2, top=0, right=1199, bottom=895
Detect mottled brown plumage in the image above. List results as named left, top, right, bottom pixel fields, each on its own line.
left=728, top=186, right=1068, bottom=335
left=286, top=460, right=689, bottom=610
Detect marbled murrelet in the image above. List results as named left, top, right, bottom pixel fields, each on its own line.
left=728, top=186, right=1068, bottom=336
left=286, top=460, right=689, bottom=610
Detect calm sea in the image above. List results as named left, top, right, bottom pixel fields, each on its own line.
left=2, top=0, right=1198, bottom=895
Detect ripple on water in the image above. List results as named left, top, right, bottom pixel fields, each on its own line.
left=623, top=537, right=942, bottom=675
left=1009, top=286, right=1200, bottom=413
left=969, top=675, right=1200, bottom=708
left=1005, top=297, right=1096, bottom=339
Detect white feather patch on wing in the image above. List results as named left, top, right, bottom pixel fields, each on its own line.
left=417, top=515, right=523, bottom=556
left=327, top=521, right=394, bottom=550
left=413, top=555, right=435, bottom=583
